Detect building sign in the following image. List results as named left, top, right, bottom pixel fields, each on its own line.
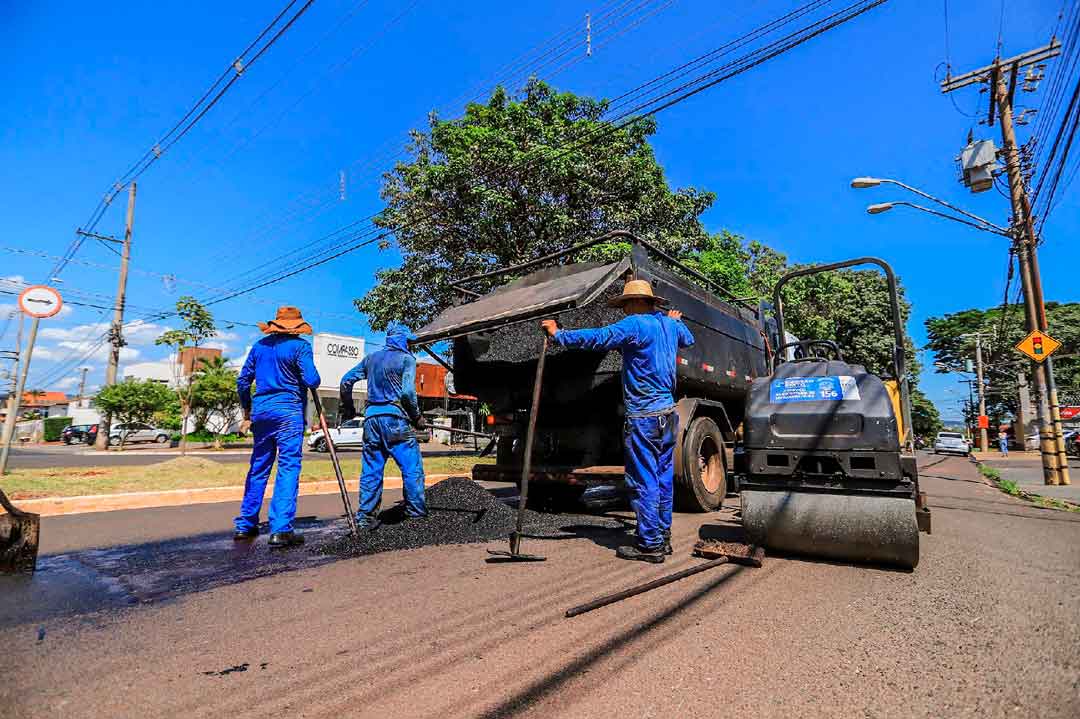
left=312, top=333, right=366, bottom=392
left=1061, top=406, right=1080, bottom=421
left=769, top=376, right=861, bottom=403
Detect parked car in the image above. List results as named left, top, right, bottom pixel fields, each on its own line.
left=61, top=424, right=98, bottom=445
left=307, top=418, right=365, bottom=452
left=933, top=431, right=971, bottom=455
left=109, top=422, right=171, bottom=446
left=1064, top=429, right=1080, bottom=457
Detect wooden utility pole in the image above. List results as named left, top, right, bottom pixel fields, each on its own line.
left=941, top=41, right=1068, bottom=485
left=0, top=317, right=39, bottom=475
left=93, top=182, right=136, bottom=451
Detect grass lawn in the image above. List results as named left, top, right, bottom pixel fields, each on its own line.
left=1, top=455, right=493, bottom=500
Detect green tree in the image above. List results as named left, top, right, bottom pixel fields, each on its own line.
left=910, top=386, right=943, bottom=440
left=95, top=379, right=174, bottom=449
left=155, top=296, right=217, bottom=455
left=924, top=301, right=1080, bottom=420
left=189, top=356, right=240, bottom=449
left=356, top=80, right=716, bottom=329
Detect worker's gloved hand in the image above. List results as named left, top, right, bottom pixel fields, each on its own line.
left=540, top=319, right=559, bottom=337
left=339, top=404, right=356, bottom=423
left=240, top=419, right=252, bottom=435
left=414, top=415, right=428, bottom=431
left=666, top=309, right=683, bottom=321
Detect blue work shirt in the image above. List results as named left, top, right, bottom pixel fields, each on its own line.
left=237, top=334, right=321, bottom=419
left=340, top=332, right=421, bottom=423
left=553, top=311, right=695, bottom=416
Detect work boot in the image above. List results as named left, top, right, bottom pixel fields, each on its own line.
left=233, top=527, right=258, bottom=541
left=268, top=531, right=305, bottom=548
left=615, top=544, right=665, bottom=564
left=663, top=530, right=673, bottom=556
left=356, top=514, right=381, bottom=532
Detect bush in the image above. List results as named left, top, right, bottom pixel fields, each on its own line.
left=43, top=416, right=73, bottom=441
left=182, top=430, right=244, bottom=444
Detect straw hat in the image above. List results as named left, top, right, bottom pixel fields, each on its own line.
left=258, top=306, right=313, bottom=335
left=607, top=279, right=666, bottom=307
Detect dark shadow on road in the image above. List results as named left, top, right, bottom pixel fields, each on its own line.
left=472, top=563, right=751, bottom=719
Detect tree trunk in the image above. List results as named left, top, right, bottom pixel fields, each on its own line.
left=180, top=403, right=189, bottom=456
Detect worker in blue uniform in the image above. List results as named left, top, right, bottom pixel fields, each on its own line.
left=234, top=306, right=321, bottom=547
left=340, top=321, right=428, bottom=530
left=541, top=279, right=694, bottom=563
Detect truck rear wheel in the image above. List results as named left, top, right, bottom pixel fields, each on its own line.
left=675, top=416, right=726, bottom=512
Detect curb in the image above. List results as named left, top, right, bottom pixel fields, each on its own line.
left=17, top=474, right=459, bottom=517
left=972, top=458, right=1080, bottom=512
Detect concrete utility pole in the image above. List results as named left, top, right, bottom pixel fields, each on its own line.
left=77, top=366, right=89, bottom=400
left=93, top=182, right=136, bottom=451
left=942, top=41, right=1069, bottom=485
left=0, top=317, right=39, bottom=475
left=975, top=335, right=988, bottom=453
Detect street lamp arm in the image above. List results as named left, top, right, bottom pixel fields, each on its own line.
left=878, top=179, right=1011, bottom=233
left=889, top=201, right=1013, bottom=237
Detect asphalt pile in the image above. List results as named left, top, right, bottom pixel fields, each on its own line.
left=313, top=477, right=626, bottom=558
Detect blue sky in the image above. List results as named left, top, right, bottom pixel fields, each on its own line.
left=1, top=0, right=1074, bottom=419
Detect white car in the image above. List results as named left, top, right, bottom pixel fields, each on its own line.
left=307, top=418, right=364, bottom=452
left=109, top=422, right=171, bottom=446
left=933, top=431, right=971, bottom=455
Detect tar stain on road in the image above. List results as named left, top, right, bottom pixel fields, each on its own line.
left=3, top=479, right=629, bottom=625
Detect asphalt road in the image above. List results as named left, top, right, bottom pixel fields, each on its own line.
left=2, top=455, right=1078, bottom=718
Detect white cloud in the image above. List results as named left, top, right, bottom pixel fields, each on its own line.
left=40, top=319, right=167, bottom=346
left=56, top=304, right=74, bottom=318
left=54, top=376, right=79, bottom=390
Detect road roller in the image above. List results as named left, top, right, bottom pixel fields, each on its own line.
left=740, top=258, right=931, bottom=569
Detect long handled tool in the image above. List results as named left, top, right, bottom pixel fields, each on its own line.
left=564, top=545, right=764, bottom=618
left=488, top=334, right=549, bottom=562
left=309, top=389, right=361, bottom=540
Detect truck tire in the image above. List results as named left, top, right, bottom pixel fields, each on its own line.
left=676, top=416, right=726, bottom=512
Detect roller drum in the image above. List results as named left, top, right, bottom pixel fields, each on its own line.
left=741, top=490, right=919, bottom=569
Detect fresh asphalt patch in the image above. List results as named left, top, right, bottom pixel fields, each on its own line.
left=0, top=479, right=629, bottom=626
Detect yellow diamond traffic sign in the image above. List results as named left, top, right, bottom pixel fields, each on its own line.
left=1015, top=330, right=1062, bottom=363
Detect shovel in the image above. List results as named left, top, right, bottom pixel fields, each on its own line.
left=488, top=334, right=549, bottom=563
left=309, top=390, right=361, bottom=541
left=0, top=487, right=39, bottom=575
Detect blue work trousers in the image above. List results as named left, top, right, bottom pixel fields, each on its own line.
left=624, top=413, right=677, bottom=550
left=235, top=412, right=305, bottom=534
left=357, top=415, right=427, bottom=521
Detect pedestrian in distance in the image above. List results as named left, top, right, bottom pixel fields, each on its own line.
left=234, top=306, right=321, bottom=547
left=541, top=279, right=694, bottom=563
left=340, top=321, right=428, bottom=530
left=998, top=429, right=1009, bottom=456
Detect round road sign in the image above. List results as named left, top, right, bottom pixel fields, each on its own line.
left=18, top=285, right=64, bottom=318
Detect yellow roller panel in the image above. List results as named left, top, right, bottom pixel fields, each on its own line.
left=883, top=379, right=904, bottom=445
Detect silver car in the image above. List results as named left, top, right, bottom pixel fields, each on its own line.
left=933, top=431, right=970, bottom=455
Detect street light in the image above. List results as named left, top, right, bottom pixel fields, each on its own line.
left=851, top=176, right=1012, bottom=236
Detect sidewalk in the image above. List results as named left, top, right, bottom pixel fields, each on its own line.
left=977, top=451, right=1080, bottom=504
left=16, top=473, right=459, bottom=517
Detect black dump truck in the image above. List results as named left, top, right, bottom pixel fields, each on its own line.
left=413, top=231, right=779, bottom=512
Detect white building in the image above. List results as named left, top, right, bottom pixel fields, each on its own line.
left=309, top=332, right=367, bottom=425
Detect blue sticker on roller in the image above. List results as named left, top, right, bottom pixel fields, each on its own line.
left=769, top=376, right=861, bottom=403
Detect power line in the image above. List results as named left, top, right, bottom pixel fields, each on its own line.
left=180, top=0, right=889, bottom=313
left=51, top=0, right=320, bottom=280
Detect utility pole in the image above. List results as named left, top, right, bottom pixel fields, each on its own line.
left=0, top=317, right=39, bottom=475
left=77, top=366, right=89, bottom=400
left=942, top=40, right=1068, bottom=484
left=93, top=182, right=135, bottom=451
left=975, top=334, right=988, bottom=453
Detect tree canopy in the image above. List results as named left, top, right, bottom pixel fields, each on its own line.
left=95, top=379, right=175, bottom=445
left=924, top=302, right=1080, bottom=418
left=357, top=80, right=716, bottom=329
